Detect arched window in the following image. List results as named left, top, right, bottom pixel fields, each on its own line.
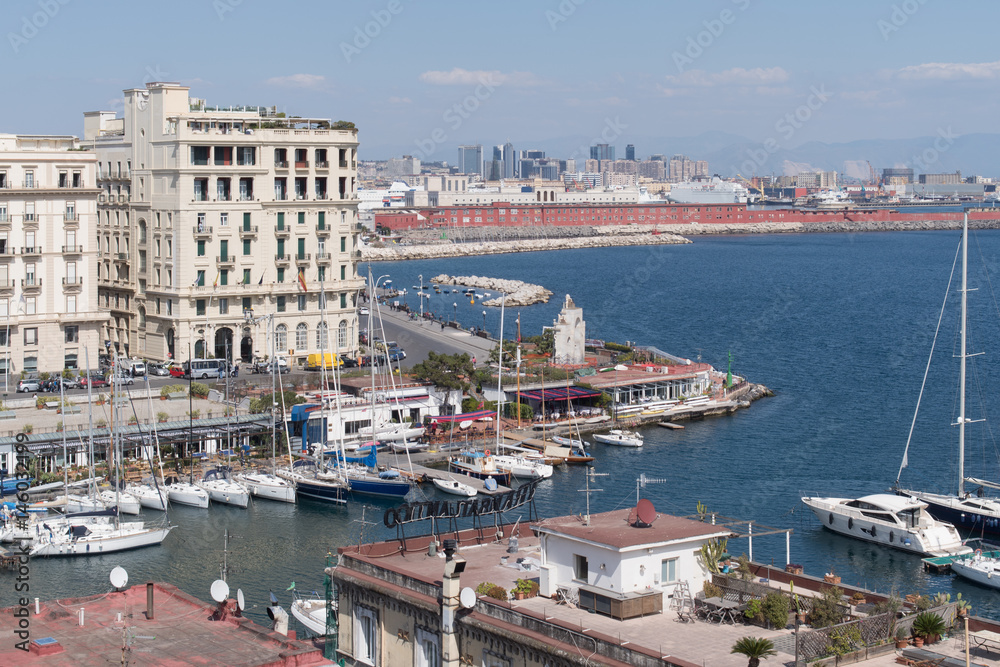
left=338, top=320, right=348, bottom=349
left=137, top=306, right=146, bottom=328
left=275, top=324, right=287, bottom=352
left=295, top=322, right=308, bottom=350
left=316, top=321, right=328, bottom=350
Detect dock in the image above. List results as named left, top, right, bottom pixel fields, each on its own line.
left=394, top=462, right=512, bottom=496
left=921, top=549, right=1000, bottom=573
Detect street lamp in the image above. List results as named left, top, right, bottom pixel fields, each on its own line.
left=418, top=274, right=424, bottom=321
left=452, top=302, right=457, bottom=323
left=482, top=310, right=487, bottom=335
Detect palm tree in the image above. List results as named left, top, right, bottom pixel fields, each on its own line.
left=731, top=636, right=777, bottom=667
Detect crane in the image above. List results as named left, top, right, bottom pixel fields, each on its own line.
left=736, top=174, right=766, bottom=203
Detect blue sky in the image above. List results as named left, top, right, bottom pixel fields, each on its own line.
left=3, top=0, right=999, bottom=161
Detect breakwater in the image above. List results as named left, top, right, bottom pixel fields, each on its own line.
left=429, top=274, right=552, bottom=306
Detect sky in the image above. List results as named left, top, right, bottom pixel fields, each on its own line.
left=3, top=0, right=999, bottom=162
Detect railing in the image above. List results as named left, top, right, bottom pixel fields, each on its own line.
left=274, top=226, right=290, bottom=236
left=316, top=224, right=329, bottom=234
left=118, top=194, right=129, bottom=203
left=62, top=277, right=82, bottom=286
left=275, top=160, right=289, bottom=168
left=21, top=279, right=41, bottom=287
left=239, top=225, right=258, bottom=235
left=20, top=246, right=41, bottom=255
left=115, top=252, right=128, bottom=260
left=0, top=215, right=8, bottom=223
left=316, top=252, right=331, bottom=262
left=316, top=161, right=329, bottom=168
left=316, top=193, right=329, bottom=200
left=295, top=253, right=311, bottom=263
left=23, top=214, right=36, bottom=222
left=274, top=193, right=287, bottom=201
left=339, top=159, right=348, bottom=168
left=217, top=254, right=235, bottom=263
left=64, top=213, right=79, bottom=222
left=216, top=193, right=232, bottom=202
left=193, top=225, right=213, bottom=236
left=61, top=245, right=84, bottom=253
left=295, top=161, right=309, bottom=169
left=274, top=254, right=290, bottom=262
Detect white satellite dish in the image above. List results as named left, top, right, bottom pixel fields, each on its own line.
left=109, top=566, right=128, bottom=590
left=459, top=587, right=476, bottom=609
left=210, top=579, right=230, bottom=603
left=236, top=588, right=245, bottom=611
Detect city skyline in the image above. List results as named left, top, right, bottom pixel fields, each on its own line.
left=4, top=0, right=1000, bottom=167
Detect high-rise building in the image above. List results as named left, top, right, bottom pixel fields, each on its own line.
left=668, top=155, right=708, bottom=182
left=881, top=167, right=913, bottom=185
left=625, top=144, right=635, bottom=161
left=83, top=82, right=362, bottom=364
left=502, top=141, right=515, bottom=178
left=385, top=156, right=420, bottom=178
left=521, top=149, right=545, bottom=160
left=0, top=134, right=105, bottom=376
left=589, top=144, right=615, bottom=162
left=457, top=145, right=483, bottom=176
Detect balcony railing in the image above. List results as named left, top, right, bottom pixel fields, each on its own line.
left=23, top=214, right=36, bottom=223
left=339, top=159, right=348, bottom=168
left=21, top=279, right=42, bottom=288
left=274, top=193, right=288, bottom=201
left=295, top=253, right=311, bottom=263
left=64, top=213, right=79, bottom=223
left=316, top=252, right=331, bottom=262
left=0, top=214, right=8, bottom=224
left=295, top=161, right=309, bottom=169
left=316, top=161, right=329, bottom=169
left=274, top=254, right=290, bottom=263
left=62, top=276, right=82, bottom=286
left=20, top=246, right=41, bottom=255
left=316, top=193, right=328, bottom=200
left=61, top=245, right=84, bottom=253
left=239, top=225, right=258, bottom=236
left=275, top=160, right=289, bottom=168
left=115, top=252, right=129, bottom=261
left=316, top=224, right=330, bottom=235
left=274, top=226, right=290, bottom=237
left=217, top=254, right=235, bottom=264
left=193, top=225, right=213, bottom=237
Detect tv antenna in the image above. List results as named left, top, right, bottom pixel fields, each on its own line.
left=578, top=469, right=608, bottom=526
left=636, top=473, right=669, bottom=504
left=353, top=505, right=378, bottom=548
left=220, top=528, right=241, bottom=582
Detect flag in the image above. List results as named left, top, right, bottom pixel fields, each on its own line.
left=258, top=271, right=264, bottom=285
left=16, top=291, right=25, bottom=314
left=212, top=271, right=220, bottom=289
left=297, top=269, right=307, bottom=293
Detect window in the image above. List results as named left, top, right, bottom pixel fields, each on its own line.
left=66, top=295, right=76, bottom=313
left=277, top=212, right=285, bottom=229
left=242, top=297, right=251, bottom=313
left=340, top=293, right=347, bottom=309
left=354, top=606, right=378, bottom=666
left=191, top=146, right=210, bottom=165
left=276, top=324, right=287, bottom=351
left=64, top=353, right=78, bottom=370
left=197, top=212, right=206, bottom=230
left=214, top=146, right=233, bottom=166
left=197, top=240, right=206, bottom=256
left=24, top=171, right=34, bottom=188
left=414, top=628, right=440, bottom=667
left=138, top=307, right=146, bottom=328
left=58, top=171, right=68, bottom=188
left=64, top=325, right=80, bottom=344
left=317, top=211, right=325, bottom=229
left=242, top=212, right=252, bottom=229
left=220, top=269, right=228, bottom=286
left=297, top=238, right=305, bottom=259
left=298, top=295, right=307, bottom=311
left=196, top=299, right=206, bottom=316
left=167, top=299, right=172, bottom=316
left=243, top=239, right=251, bottom=255
left=24, top=328, right=38, bottom=345
left=194, top=178, right=208, bottom=201
left=0, top=300, right=7, bottom=317
left=220, top=212, right=229, bottom=227
left=573, top=554, right=588, bottom=582
left=295, top=323, right=307, bottom=349
left=243, top=269, right=251, bottom=284
left=25, top=297, right=35, bottom=315
left=277, top=296, right=286, bottom=312
left=297, top=211, right=305, bottom=225
left=317, top=266, right=325, bottom=282
left=25, top=263, right=35, bottom=286
left=341, top=236, right=346, bottom=253
left=237, top=146, right=255, bottom=166
left=341, top=265, right=346, bottom=281
left=196, top=270, right=205, bottom=287
left=316, top=322, right=328, bottom=350
left=661, top=558, right=677, bottom=584
left=277, top=267, right=285, bottom=283
left=217, top=178, right=231, bottom=201
left=338, top=320, right=348, bottom=348
left=219, top=298, right=228, bottom=314
left=220, top=240, right=228, bottom=261
left=23, top=357, right=37, bottom=375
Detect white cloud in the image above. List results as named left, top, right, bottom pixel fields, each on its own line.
left=897, top=60, right=1000, bottom=81
left=418, top=68, right=540, bottom=87
left=664, top=67, right=789, bottom=87
left=265, top=74, right=328, bottom=89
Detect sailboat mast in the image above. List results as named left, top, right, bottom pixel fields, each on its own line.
left=958, top=211, right=968, bottom=497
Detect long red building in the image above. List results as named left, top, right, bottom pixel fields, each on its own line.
left=374, top=202, right=1000, bottom=232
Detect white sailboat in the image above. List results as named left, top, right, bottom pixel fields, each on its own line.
left=196, top=466, right=250, bottom=508
left=593, top=429, right=644, bottom=447
left=125, top=378, right=170, bottom=510
left=895, top=212, right=1000, bottom=536
left=432, top=476, right=477, bottom=497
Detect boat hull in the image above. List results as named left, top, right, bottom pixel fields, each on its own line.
left=347, top=476, right=411, bottom=498
left=951, top=556, right=1000, bottom=589
left=196, top=481, right=250, bottom=508
left=237, top=474, right=296, bottom=503
left=432, top=478, right=477, bottom=497
left=290, top=598, right=329, bottom=635
left=30, top=525, right=173, bottom=557
left=903, top=492, right=1000, bottom=538
left=126, top=485, right=168, bottom=511
left=449, top=462, right=511, bottom=486
left=166, top=484, right=210, bottom=509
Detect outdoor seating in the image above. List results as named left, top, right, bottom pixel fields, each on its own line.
left=699, top=596, right=741, bottom=624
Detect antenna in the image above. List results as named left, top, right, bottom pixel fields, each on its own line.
left=578, top=469, right=608, bottom=526
left=210, top=579, right=230, bottom=603
left=353, top=506, right=377, bottom=548
left=236, top=589, right=245, bottom=612
left=636, top=473, right=669, bottom=504
left=460, top=587, right=476, bottom=609
left=109, top=566, right=129, bottom=590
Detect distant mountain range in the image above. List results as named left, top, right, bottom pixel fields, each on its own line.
left=366, top=130, right=1000, bottom=179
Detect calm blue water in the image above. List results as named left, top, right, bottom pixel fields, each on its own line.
left=12, top=230, right=1000, bottom=626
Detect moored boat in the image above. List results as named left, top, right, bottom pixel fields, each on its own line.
left=593, top=429, right=644, bottom=447
left=950, top=551, right=1000, bottom=589
left=234, top=470, right=296, bottom=503
left=801, top=493, right=972, bottom=557
left=449, top=450, right=511, bottom=486
left=432, top=477, right=477, bottom=497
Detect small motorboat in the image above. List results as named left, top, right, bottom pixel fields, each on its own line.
left=432, top=477, right=477, bottom=497
left=290, top=592, right=334, bottom=635
left=593, top=429, right=644, bottom=447
left=950, top=550, right=1000, bottom=589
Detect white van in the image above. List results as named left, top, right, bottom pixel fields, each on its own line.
left=183, top=358, right=226, bottom=379
left=129, top=360, right=146, bottom=377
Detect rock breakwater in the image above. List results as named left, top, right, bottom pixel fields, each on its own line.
left=429, top=275, right=553, bottom=307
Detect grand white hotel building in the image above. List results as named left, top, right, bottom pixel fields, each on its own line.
left=83, top=82, right=362, bottom=365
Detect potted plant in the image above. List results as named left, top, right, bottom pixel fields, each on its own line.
left=850, top=591, right=866, bottom=606
left=895, top=626, right=909, bottom=649
left=824, top=570, right=841, bottom=585
left=475, top=582, right=509, bottom=602
left=912, top=611, right=946, bottom=645
left=956, top=593, right=971, bottom=617
left=510, top=578, right=539, bottom=600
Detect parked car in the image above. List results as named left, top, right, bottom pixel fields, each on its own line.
left=17, top=377, right=41, bottom=393
left=107, top=373, right=134, bottom=386
left=40, top=378, right=77, bottom=392
left=149, top=364, right=171, bottom=376
left=168, top=363, right=185, bottom=378
left=341, top=357, right=359, bottom=369
left=79, top=375, right=107, bottom=389
left=128, top=360, right=146, bottom=377
left=387, top=347, right=406, bottom=361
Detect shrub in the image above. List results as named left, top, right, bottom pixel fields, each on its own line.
left=21, top=424, right=33, bottom=434
left=190, top=382, right=210, bottom=398
left=157, top=411, right=169, bottom=423
left=160, top=384, right=186, bottom=397
left=511, top=578, right=539, bottom=598
left=912, top=611, right=946, bottom=639
left=744, top=599, right=762, bottom=622
left=762, top=592, right=789, bottom=629
left=96, top=418, right=108, bottom=429
left=187, top=409, right=201, bottom=420
left=703, top=580, right=723, bottom=599
left=475, top=582, right=508, bottom=601
left=809, top=586, right=845, bottom=629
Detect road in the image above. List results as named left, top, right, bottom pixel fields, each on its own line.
left=361, top=309, right=497, bottom=369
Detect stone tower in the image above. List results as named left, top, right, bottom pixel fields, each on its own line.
left=552, top=295, right=585, bottom=365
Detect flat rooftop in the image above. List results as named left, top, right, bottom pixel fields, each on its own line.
left=0, top=582, right=329, bottom=666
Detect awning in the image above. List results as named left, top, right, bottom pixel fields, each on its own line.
left=518, top=386, right=601, bottom=402
left=429, top=410, right=494, bottom=423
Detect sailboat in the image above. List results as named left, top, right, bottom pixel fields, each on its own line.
left=124, top=378, right=170, bottom=511
left=896, top=212, right=1000, bottom=535
left=30, top=355, right=173, bottom=557
left=234, top=313, right=296, bottom=503
left=196, top=465, right=250, bottom=508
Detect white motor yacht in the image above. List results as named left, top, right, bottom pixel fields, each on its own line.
left=801, top=493, right=972, bottom=557
left=593, top=429, right=644, bottom=447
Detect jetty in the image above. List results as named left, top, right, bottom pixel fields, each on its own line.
left=922, top=548, right=1000, bottom=573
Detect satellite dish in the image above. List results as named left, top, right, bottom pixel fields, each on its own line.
left=109, top=566, right=128, bottom=589
left=210, top=579, right=230, bottom=603
left=635, top=498, right=656, bottom=527
left=460, top=587, right=476, bottom=609
left=237, top=589, right=245, bottom=611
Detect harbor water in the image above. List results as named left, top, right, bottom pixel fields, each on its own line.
left=11, top=229, right=1000, bottom=629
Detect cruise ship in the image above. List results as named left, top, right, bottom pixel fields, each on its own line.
left=668, top=177, right=749, bottom=205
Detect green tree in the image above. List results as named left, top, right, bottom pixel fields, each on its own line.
left=730, top=637, right=777, bottom=667
left=808, top=586, right=846, bottom=628
left=410, top=351, right=473, bottom=410
left=250, top=390, right=306, bottom=414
